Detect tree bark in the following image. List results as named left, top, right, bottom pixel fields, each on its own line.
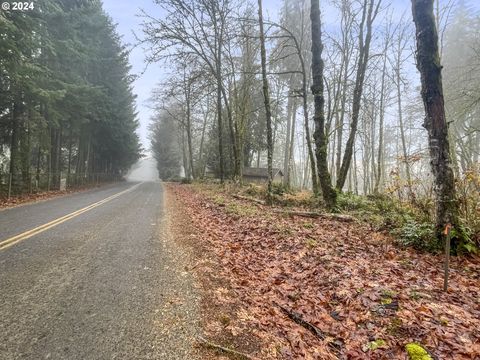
left=184, top=76, right=195, bottom=180
left=9, top=101, right=21, bottom=191
left=198, top=104, right=209, bottom=178
left=374, top=48, right=388, bottom=193
left=258, top=0, right=274, bottom=199
left=288, top=102, right=296, bottom=186
left=411, top=0, right=463, bottom=248
left=220, top=85, right=240, bottom=180
left=211, top=8, right=225, bottom=183
left=303, top=76, right=319, bottom=196
left=310, top=0, right=337, bottom=208
left=396, top=67, right=414, bottom=201
left=283, top=92, right=293, bottom=187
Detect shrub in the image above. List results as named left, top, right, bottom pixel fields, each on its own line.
left=244, top=184, right=264, bottom=197
left=270, top=182, right=290, bottom=196
left=394, top=220, right=439, bottom=252
left=454, top=225, right=478, bottom=254
left=337, top=192, right=373, bottom=211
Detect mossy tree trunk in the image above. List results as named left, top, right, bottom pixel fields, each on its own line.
left=411, top=0, right=463, bottom=249
left=310, top=0, right=336, bottom=209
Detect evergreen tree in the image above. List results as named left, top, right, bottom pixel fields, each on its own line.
left=0, top=0, right=141, bottom=194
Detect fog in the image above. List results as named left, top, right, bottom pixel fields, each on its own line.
left=125, top=157, right=159, bottom=182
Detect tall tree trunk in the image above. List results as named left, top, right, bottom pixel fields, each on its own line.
left=283, top=93, right=293, bottom=187
left=394, top=22, right=415, bottom=201
left=303, top=82, right=319, bottom=195
left=396, top=69, right=414, bottom=201
left=288, top=101, right=296, bottom=186
left=310, top=0, right=337, bottom=208
left=374, top=49, right=388, bottom=193
left=9, top=102, right=20, bottom=190
left=411, top=0, right=463, bottom=248
left=336, top=69, right=348, bottom=180
left=362, top=115, right=369, bottom=195
left=370, top=91, right=378, bottom=194
left=258, top=0, right=273, bottom=199
left=50, top=126, right=62, bottom=190
left=220, top=86, right=239, bottom=180
left=198, top=108, right=209, bottom=178
left=75, top=135, right=82, bottom=176
left=330, top=112, right=337, bottom=181
left=353, top=142, right=359, bottom=194
left=67, top=124, right=73, bottom=178
left=36, top=144, right=41, bottom=185
left=84, top=136, right=90, bottom=179
left=215, top=40, right=225, bottom=183
left=216, top=72, right=225, bottom=182
left=181, top=127, right=189, bottom=179
left=185, top=80, right=195, bottom=180
left=22, top=107, right=32, bottom=190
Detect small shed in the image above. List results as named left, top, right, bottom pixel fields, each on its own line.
left=242, top=167, right=283, bottom=184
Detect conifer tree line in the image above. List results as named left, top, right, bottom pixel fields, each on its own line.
left=0, top=0, right=142, bottom=194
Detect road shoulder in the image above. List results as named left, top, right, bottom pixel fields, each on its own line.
left=158, top=184, right=205, bottom=359
left=165, top=182, right=262, bottom=360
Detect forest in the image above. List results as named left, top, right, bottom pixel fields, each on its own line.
left=0, top=0, right=142, bottom=197
left=146, top=0, right=480, bottom=254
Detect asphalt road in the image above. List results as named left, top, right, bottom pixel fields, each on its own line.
left=0, top=181, right=199, bottom=360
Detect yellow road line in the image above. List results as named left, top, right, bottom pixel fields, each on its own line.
left=0, top=183, right=141, bottom=251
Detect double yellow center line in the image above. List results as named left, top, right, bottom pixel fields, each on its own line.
left=0, top=183, right=141, bottom=251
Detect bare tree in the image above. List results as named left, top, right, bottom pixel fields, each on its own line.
left=269, top=21, right=319, bottom=194
left=374, top=17, right=394, bottom=193
left=336, top=0, right=382, bottom=191
left=391, top=18, right=415, bottom=200
left=257, top=0, right=274, bottom=198
left=140, top=0, right=236, bottom=182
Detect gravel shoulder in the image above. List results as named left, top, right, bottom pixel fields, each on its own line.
left=165, top=183, right=262, bottom=360
left=159, top=184, right=203, bottom=359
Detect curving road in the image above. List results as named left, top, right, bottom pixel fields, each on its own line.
left=0, top=181, right=198, bottom=360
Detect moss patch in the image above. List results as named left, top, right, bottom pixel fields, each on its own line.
left=405, top=343, right=432, bottom=360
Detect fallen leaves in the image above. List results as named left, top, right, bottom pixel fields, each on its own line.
left=0, top=185, right=102, bottom=209
left=168, top=183, right=480, bottom=359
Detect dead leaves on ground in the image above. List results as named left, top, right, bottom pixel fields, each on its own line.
left=0, top=187, right=90, bottom=209
left=168, top=184, right=480, bottom=359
